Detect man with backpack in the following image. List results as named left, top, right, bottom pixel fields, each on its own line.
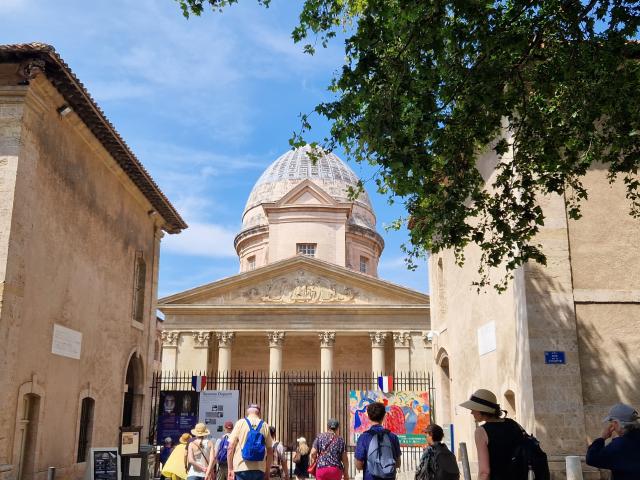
left=215, top=421, right=235, bottom=480
left=227, top=404, right=273, bottom=480
left=355, top=402, right=401, bottom=480
left=269, top=426, right=289, bottom=480
left=415, top=424, right=459, bottom=480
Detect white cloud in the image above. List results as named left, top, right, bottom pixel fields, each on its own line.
left=162, top=221, right=237, bottom=258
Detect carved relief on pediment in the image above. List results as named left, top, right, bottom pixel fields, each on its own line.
left=241, top=270, right=359, bottom=304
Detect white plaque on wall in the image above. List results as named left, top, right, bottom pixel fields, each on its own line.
left=51, top=324, right=82, bottom=359
left=477, top=321, right=496, bottom=356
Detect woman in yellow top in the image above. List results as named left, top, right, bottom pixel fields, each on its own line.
left=162, top=433, right=192, bottom=480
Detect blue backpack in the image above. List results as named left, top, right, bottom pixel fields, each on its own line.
left=241, top=418, right=266, bottom=462
left=216, top=434, right=230, bottom=465
left=366, top=429, right=397, bottom=479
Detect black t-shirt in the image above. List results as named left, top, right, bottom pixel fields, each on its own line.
left=481, top=419, right=523, bottom=480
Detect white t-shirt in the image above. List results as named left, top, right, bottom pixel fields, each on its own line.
left=188, top=438, right=212, bottom=478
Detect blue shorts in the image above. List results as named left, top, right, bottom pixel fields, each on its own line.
left=235, top=471, right=264, bottom=480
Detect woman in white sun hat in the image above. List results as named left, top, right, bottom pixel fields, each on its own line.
left=188, top=423, right=215, bottom=480
left=459, top=389, right=522, bottom=480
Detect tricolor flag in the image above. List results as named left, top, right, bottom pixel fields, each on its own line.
left=191, top=375, right=207, bottom=392
left=377, top=375, right=393, bottom=393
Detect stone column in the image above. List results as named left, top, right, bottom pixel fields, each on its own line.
left=191, top=331, right=212, bottom=373
left=393, top=331, right=411, bottom=373
left=369, top=331, right=387, bottom=375
left=319, top=332, right=336, bottom=430
left=267, top=331, right=285, bottom=427
left=160, top=331, right=179, bottom=372
left=216, top=331, right=235, bottom=374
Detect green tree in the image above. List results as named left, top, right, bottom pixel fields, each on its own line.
left=178, top=0, right=640, bottom=290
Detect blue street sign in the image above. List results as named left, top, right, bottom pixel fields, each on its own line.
left=544, top=351, right=566, bottom=364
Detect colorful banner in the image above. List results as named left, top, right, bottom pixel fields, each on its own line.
left=349, top=390, right=430, bottom=447
left=157, top=391, right=199, bottom=445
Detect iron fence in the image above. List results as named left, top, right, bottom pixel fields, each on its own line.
left=150, top=370, right=434, bottom=478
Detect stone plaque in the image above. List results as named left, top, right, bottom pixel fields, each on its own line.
left=51, top=324, right=82, bottom=360
left=477, top=321, right=496, bottom=356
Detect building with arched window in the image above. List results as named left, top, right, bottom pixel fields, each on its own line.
left=0, top=44, right=185, bottom=480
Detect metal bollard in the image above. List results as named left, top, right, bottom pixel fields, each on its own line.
left=47, top=467, right=56, bottom=480
left=566, top=456, right=583, bottom=480
left=458, top=442, right=472, bottom=480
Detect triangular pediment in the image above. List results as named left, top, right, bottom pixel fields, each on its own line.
left=159, top=256, right=429, bottom=308
left=275, top=180, right=337, bottom=207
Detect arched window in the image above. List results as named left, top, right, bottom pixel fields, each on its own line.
left=132, top=252, right=146, bottom=323
left=77, top=397, right=95, bottom=462
left=504, top=390, right=516, bottom=419
left=17, top=393, right=41, bottom=480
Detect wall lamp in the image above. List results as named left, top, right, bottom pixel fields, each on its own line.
left=57, top=104, right=72, bottom=117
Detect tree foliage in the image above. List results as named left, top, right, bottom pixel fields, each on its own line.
left=178, top=0, right=640, bottom=290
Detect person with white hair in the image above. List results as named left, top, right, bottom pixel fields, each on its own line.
left=586, top=403, right=640, bottom=480
left=227, top=404, right=273, bottom=480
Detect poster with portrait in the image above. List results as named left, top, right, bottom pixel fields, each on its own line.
left=91, top=448, right=120, bottom=480
left=198, top=390, right=239, bottom=440
left=349, top=390, right=431, bottom=446
left=157, top=391, right=199, bottom=444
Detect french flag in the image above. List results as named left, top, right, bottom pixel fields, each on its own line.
left=377, top=376, right=393, bottom=393
left=191, top=375, right=207, bottom=392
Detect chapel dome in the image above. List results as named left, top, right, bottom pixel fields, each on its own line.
left=241, top=145, right=375, bottom=230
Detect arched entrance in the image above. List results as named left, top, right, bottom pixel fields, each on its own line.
left=435, top=348, right=452, bottom=424
left=122, top=352, right=144, bottom=427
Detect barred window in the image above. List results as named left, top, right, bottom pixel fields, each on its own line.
left=132, top=253, right=146, bottom=323
left=77, top=397, right=94, bottom=462
left=248, top=256, right=256, bottom=271
left=359, top=256, right=369, bottom=273
left=296, top=243, right=316, bottom=257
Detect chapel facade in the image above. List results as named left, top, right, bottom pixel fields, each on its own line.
left=159, top=146, right=431, bottom=377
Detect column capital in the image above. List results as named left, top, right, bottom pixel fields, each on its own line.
left=319, top=331, right=336, bottom=347
left=161, top=331, right=179, bottom=348
left=216, top=331, right=235, bottom=347
left=369, top=331, right=388, bottom=347
left=268, top=331, right=286, bottom=348
left=192, top=331, right=212, bottom=349
left=393, top=331, right=411, bottom=347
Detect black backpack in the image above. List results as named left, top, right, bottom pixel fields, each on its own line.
left=507, top=420, right=550, bottom=480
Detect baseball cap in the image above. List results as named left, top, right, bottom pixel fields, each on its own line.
left=604, top=403, right=639, bottom=424
left=327, top=418, right=340, bottom=429
left=248, top=403, right=261, bottom=412
left=224, top=420, right=234, bottom=429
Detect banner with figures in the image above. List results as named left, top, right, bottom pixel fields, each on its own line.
left=349, top=390, right=431, bottom=446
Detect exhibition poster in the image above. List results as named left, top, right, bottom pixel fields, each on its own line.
left=157, top=391, right=199, bottom=444
left=349, top=390, right=431, bottom=446
left=198, top=390, right=239, bottom=439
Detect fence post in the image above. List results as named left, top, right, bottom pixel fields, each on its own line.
left=566, top=456, right=583, bottom=480
left=458, top=443, right=471, bottom=480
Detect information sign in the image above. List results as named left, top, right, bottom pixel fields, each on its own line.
left=544, top=351, right=566, bottom=364
left=198, top=390, right=240, bottom=440
left=51, top=324, right=82, bottom=360
left=90, top=448, right=120, bottom=480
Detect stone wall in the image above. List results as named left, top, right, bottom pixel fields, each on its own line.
left=0, top=70, right=162, bottom=480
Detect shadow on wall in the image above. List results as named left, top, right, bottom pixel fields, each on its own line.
left=525, top=269, right=640, bottom=452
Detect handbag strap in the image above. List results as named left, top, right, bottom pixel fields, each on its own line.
left=318, top=435, right=339, bottom=460
left=196, top=440, right=209, bottom=466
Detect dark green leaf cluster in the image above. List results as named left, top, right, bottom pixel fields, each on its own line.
left=177, top=0, right=640, bottom=291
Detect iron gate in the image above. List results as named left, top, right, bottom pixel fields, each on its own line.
left=150, top=371, right=434, bottom=477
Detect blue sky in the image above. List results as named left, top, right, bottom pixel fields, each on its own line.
left=1, top=0, right=428, bottom=297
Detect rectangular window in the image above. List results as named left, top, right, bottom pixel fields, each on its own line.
left=77, top=397, right=94, bottom=462
left=296, top=243, right=316, bottom=257
left=248, top=256, right=256, bottom=271
left=360, top=256, right=369, bottom=273
left=132, top=252, right=146, bottom=323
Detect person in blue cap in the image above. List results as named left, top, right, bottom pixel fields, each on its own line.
left=587, top=403, right=640, bottom=480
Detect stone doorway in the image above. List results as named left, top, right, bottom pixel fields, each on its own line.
left=287, top=382, right=316, bottom=447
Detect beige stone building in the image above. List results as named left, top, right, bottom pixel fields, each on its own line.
left=430, top=149, right=640, bottom=476
left=0, top=44, right=185, bottom=480
left=159, top=147, right=431, bottom=437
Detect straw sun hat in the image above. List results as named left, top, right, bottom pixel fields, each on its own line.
left=179, top=433, right=192, bottom=444
left=191, top=423, right=210, bottom=437
left=459, top=389, right=501, bottom=414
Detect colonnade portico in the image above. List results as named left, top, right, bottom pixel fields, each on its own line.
left=161, top=329, right=430, bottom=375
